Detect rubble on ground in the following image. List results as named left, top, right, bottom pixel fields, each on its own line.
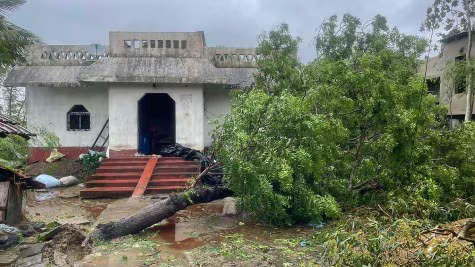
left=3, top=224, right=91, bottom=267
left=158, top=143, right=224, bottom=185
left=0, top=224, right=21, bottom=250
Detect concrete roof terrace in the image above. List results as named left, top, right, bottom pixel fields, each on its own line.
left=5, top=31, right=258, bottom=88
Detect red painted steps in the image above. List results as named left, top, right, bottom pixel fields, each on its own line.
left=86, top=179, right=140, bottom=187
left=80, top=187, right=136, bottom=199
left=80, top=156, right=200, bottom=198
left=146, top=186, right=190, bottom=193
left=100, top=161, right=148, bottom=167
left=95, top=166, right=146, bottom=173
left=79, top=185, right=191, bottom=199
left=88, top=172, right=142, bottom=180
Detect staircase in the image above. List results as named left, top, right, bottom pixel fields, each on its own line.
left=80, top=156, right=200, bottom=198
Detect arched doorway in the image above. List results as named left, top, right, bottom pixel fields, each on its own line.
left=138, top=93, right=175, bottom=154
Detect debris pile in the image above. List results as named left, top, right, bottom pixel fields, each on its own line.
left=159, top=143, right=223, bottom=185
left=0, top=224, right=20, bottom=250
left=42, top=224, right=91, bottom=265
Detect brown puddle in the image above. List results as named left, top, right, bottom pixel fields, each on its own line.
left=148, top=201, right=239, bottom=250
left=147, top=200, right=313, bottom=251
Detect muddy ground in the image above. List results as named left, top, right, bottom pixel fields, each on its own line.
left=12, top=186, right=318, bottom=266
left=23, top=186, right=113, bottom=225
left=81, top=198, right=317, bottom=267
left=25, top=158, right=91, bottom=181
left=1, top=185, right=473, bottom=266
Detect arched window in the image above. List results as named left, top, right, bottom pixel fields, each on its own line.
left=67, top=105, right=90, bottom=131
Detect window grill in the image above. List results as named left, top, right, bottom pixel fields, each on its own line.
left=67, top=105, right=90, bottom=131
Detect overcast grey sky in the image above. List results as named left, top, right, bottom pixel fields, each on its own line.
left=8, top=0, right=434, bottom=62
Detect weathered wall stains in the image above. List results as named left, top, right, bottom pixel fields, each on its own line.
left=26, top=86, right=109, bottom=147
left=203, top=88, right=232, bottom=147
left=108, top=85, right=204, bottom=151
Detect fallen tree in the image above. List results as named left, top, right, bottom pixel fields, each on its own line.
left=88, top=186, right=232, bottom=242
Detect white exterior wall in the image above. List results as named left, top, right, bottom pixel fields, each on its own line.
left=203, top=88, right=232, bottom=147
left=108, top=85, right=204, bottom=151
left=26, top=86, right=109, bottom=147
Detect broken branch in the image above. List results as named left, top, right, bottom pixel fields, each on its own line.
left=192, top=162, right=220, bottom=188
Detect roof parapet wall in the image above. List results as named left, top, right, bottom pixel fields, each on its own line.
left=206, top=47, right=260, bottom=68
left=109, top=31, right=206, bottom=58
left=25, top=45, right=110, bottom=66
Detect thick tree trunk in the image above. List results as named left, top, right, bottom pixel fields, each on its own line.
left=89, top=186, right=232, bottom=242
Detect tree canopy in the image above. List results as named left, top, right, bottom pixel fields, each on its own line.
left=213, top=14, right=475, bottom=226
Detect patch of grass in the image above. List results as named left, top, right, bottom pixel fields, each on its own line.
left=45, top=221, right=60, bottom=230
left=196, top=232, right=317, bottom=266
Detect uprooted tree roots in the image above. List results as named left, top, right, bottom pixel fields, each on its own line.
left=88, top=186, right=233, bottom=242
left=41, top=224, right=92, bottom=265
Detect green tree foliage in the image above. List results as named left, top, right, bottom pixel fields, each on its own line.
left=0, top=133, right=27, bottom=168
left=422, top=0, right=475, bottom=35
left=0, top=0, right=38, bottom=72
left=0, top=0, right=38, bottom=123
left=0, top=125, right=60, bottom=169
left=213, top=15, right=475, bottom=226
left=1, top=86, right=25, bottom=122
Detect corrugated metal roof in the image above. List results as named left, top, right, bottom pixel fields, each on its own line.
left=0, top=114, right=35, bottom=138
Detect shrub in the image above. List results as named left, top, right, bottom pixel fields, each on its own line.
left=0, top=134, right=28, bottom=168
left=81, top=153, right=104, bottom=175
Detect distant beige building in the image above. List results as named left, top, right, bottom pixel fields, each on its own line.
left=421, top=31, right=475, bottom=127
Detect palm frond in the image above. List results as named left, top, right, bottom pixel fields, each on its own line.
left=0, top=9, right=40, bottom=71
left=0, top=18, right=37, bottom=42
left=0, top=0, right=26, bottom=16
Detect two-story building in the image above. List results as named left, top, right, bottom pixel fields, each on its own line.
left=421, top=31, right=475, bottom=127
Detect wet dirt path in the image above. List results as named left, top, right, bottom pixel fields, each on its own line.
left=24, top=186, right=114, bottom=224
left=24, top=189, right=316, bottom=266
left=81, top=197, right=315, bottom=266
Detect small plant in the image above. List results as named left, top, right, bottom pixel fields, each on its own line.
left=81, top=153, right=104, bottom=175
left=183, top=190, right=195, bottom=204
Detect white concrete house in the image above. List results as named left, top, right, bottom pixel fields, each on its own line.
left=5, top=32, right=257, bottom=161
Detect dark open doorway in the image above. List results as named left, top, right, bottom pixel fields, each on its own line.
left=138, top=93, right=176, bottom=155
